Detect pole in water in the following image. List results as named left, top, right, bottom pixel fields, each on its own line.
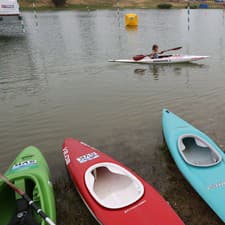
left=33, top=0, right=38, bottom=27
left=187, top=1, right=190, bottom=31
left=116, top=0, right=120, bottom=27
left=223, top=3, right=225, bottom=25
left=20, top=17, right=25, bottom=33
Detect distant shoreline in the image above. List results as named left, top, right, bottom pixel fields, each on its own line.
left=20, top=5, right=225, bottom=11
left=20, top=0, right=225, bottom=11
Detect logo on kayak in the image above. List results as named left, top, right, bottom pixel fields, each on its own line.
left=12, top=160, right=37, bottom=170
left=77, top=152, right=99, bottom=163
left=62, top=147, right=70, bottom=165
left=1, top=4, right=15, bottom=8
left=208, top=181, right=225, bottom=190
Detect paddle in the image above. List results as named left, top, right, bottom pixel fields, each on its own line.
left=0, top=173, right=56, bottom=225
left=133, top=46, right=182, bottom=61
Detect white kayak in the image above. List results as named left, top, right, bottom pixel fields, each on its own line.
left=109, top=55, right=209, bottom=64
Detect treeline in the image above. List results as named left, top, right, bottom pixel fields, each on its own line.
left=52, top=0, right=66, bottom=7
left=50, top=0, right=225, bottom=8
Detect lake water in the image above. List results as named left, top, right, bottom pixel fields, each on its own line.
left=1, top=9, right=225, bottom=225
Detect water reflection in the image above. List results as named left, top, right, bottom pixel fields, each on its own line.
left=0, top=33, right=25, bottom=44
left=0, top=16, right=24, bottom=34
left=0, top=30, right=48, bottom=100
left=134, top=68, right=146, bottom=76
left=125, top=26, right=138, bottom=32
left=133, top=63, right=207, bottom=80
left=223, top=10, right=225, bottom=25
left=149, top=65, right=160, bottom=79
left=76, top=12, right=98, bottom=58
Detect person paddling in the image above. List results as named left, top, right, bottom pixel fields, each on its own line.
left=149, top=44, right=163, bottom=59
left=132, top=46, right=182, bottom=61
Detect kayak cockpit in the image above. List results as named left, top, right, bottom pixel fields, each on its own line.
left=85, top=162, right=144, bottom=209
left=178, top=135, right=222, bottom=167
left=0, top=177, right=41, bottom=225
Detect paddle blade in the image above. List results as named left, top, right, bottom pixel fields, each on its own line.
left=0, top=173, right=24, bottom=195
left=160, top=46, right=182, bottom=54
left=172, top=46, right=182, bottom=51
left=133, top=54, right=146, bottom=61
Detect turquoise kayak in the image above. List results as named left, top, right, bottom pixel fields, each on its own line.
left=162, top=109, right=225, bottom=223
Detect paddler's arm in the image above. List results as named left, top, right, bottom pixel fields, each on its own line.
left=148, top=53, right=154, bottom=59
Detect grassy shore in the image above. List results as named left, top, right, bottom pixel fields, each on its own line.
left=20, top=0, right=225, bottom=10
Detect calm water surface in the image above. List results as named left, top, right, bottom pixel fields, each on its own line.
left=1, top=9, right=225, bottom=225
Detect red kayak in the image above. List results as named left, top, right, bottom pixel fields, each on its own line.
left=62, top=138, right=185, bottom=225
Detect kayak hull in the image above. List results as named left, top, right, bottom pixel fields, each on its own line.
left=162, top=109, right=225, bottom=223
left=0, top=146, right=56, bottom=225
left=109, top=55, right=209, bottom=64
left=62, top=138, right=185, bottom=225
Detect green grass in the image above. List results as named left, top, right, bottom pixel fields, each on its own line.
left=53, top=175, right=98, bottom=225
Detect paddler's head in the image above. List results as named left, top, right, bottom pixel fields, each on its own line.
left=152, top=44, right=159, bottom=53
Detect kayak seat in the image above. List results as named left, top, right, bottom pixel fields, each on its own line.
left=8, top=198, right=40, bottom=225
left=85, top=162, right=144, bottom=209
left=7, top=179, right=40, bottom=225
left=178, top=135, right=222, bottom=167
left=158, top=55, right=172, bottom=59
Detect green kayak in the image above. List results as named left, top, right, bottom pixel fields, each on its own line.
left=0, top=146, right=56, bottom=225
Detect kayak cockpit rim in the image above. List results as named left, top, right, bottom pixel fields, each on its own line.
left=84, top=162, right=144, bottom=209
left=177, top=134, right=222, bottom=167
